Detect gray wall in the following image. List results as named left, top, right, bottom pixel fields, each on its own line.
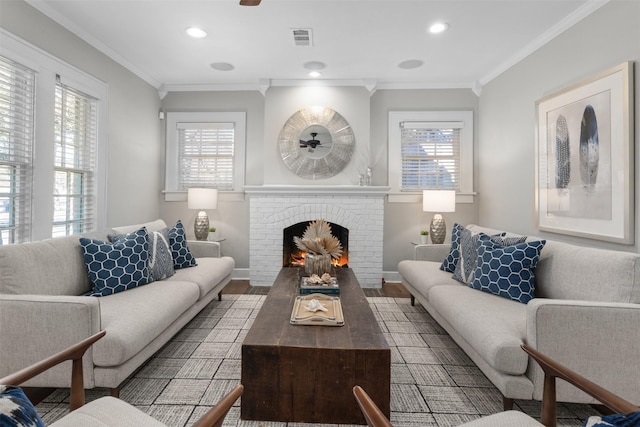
left=370, top=89, right=480, bottom=271
left=6, top=0, right=639, bottom=279
left=478, top=0, right=640, bottom=252
left=0, top=0, right=163, bottom=228
left=160, top=87, right=480, bottom=274
left=159, top=91, right=265, bottom=270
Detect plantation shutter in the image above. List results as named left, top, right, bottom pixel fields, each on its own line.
left=177, top=122, right=235, bottom=191
left=400, top=121, right=462, bottom=191
left=53, top=79, right=97, bottom=237
left=0, top=56, right=35, bottom=244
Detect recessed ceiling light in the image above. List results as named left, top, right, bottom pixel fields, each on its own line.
left=186, top=27, right=207, bottom=38
left=210, top=62, right=234, bottom=71
left=303, top=61, right=327, bottom=71
left=429, top=22, right=449, bottom=34
left=309, top=71, right=322, bottom=78
left=398, top=59, right=424, bottom=70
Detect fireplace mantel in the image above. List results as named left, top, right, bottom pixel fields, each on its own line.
left=244, top=185, right=391, bottom=196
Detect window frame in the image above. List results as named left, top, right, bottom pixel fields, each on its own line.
left=164, top=111, right=246, bottom=202
left=1, top=29, right=108, bottom=242
left=388, top=111, right=474, bottom=203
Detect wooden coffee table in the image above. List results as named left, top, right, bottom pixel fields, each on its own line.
left=241, top=267, right=390, bottom=424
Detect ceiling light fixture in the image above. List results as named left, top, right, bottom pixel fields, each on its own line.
left=309, top=71, right=322, bottom=78
left=398, top=59, right=424, bottom=70
left=186, top=27, right=207, bottom=38
left=429, top=22, right=449, bottom=34
left=303, top=61, right=326, bottom=71
left=210, top=62, right=235, bottom=71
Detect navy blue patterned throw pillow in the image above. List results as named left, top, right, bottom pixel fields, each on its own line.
left=80, top=227, right=151, bottom=297
left=583, top=411, right=640, bottom=427
left=169, top=220, right=197, bottom=269
left=0, top=385, right=45, bottom=427
left=110, top=227, right=174, bottom=281
left=470, top=236, right=545, bottom=304
left=440, top=223, right=464, bottom=272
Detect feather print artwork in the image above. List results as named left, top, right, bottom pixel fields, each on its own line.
left=579, top=105, right=599, bottom=195
left=555, top=114, right=570, bottom=189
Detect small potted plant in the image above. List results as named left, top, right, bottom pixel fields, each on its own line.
left=420, top=230, right=429, bottom=244
left=208, top=227, right=217, bottom=241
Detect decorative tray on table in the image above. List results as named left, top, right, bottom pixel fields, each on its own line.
left=290, top=293, right=344, bottom=326
left=299, top=274, right=340, bottom=295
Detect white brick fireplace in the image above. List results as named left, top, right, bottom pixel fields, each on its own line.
left=246, top=186, right=390, bottom=287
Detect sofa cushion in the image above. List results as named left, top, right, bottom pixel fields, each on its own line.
left=111, top=219, right=168, bottom=235
left=92, top=280, right=200, bottom=366
left=167, top=256, right=235, bottom=298
left=81, top=228, right=151, bottom=297
left=0, top=234, right=103, bottom=296
left=398, top=260, right=461, bottom=299
left=0, top=385, right=45, bottom=427
left=471, top=237, right=546, bottom=304
left=49, top=396, right=167, bottom=427
left=534, top=240, right=640, bottom=304
left=429, top=285, right=529, bottom=375
left=169, top=220, right=197, bottom=269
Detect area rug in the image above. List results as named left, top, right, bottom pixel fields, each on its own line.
left=35, top=294, right=598, bottom=426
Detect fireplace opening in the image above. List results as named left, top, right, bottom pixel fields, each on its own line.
left=283, top=221, right=349, bottom=268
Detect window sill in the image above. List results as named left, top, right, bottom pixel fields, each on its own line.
left=163, top=190, right=246, bottom=202
left=387, top=192, right=475, bottom=204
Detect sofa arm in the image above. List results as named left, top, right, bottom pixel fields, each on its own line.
left=0, top=294, right=101, bottom=388
left=526, top=299, right=640, bottom=404
left=188, top=240, right=221, bottom=258
left=414, top=243, right=451, bottom=262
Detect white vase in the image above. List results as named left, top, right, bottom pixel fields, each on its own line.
left=208, top=231, right=218, bottom=241
left=420, top=235, right=428, bottom=244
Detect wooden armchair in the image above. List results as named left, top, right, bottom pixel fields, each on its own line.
left=353, top=344, right=640, bottom=427
left=0, top=331, right=243, bottom=427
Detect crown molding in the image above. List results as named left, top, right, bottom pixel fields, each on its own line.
left=25, top=0, right=162, bottom=90
left=479, top=0, right=610, bottom=85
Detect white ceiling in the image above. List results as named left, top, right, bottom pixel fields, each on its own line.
left=25, top=0, right=607, bottom=93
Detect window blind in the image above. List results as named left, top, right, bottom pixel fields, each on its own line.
left=177, top=122, right=235, bottom=191
left=0, top=56, right=35, bottom=244
left=53, top=80, right=97, bottom=237
left=400, top=121, right=462, bottom=191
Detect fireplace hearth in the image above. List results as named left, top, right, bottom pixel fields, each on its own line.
left=283, top=221, right=349, bottom=268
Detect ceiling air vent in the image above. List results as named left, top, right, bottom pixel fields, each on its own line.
left=291, top=28, right=313, bottom=47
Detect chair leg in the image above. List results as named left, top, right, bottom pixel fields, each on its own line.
left=218, top=291, right=222, bottom=301
left=410, top=295, right=415, bottom=306
left=503, top=396, right=514, bottom=411
left=110, top=387, right=120, bottom=398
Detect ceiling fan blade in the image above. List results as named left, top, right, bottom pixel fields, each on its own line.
left=239, top=0, right=261, bottom=5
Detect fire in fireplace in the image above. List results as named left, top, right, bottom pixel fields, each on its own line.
left=283, top=221, right=349, bottom=268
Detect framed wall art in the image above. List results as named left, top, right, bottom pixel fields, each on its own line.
left=535, top=61, right=634, bottom=244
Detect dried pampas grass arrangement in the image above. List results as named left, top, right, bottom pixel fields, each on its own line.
left=293, top=219, right=343, bottom=259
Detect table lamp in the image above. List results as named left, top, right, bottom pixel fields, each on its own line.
left=423, top=190, right=455, bottom=244
left=187, top=188, right=218, bottom=241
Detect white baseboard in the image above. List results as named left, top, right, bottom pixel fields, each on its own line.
left=231, top=268, right=250, bottom=280
left=383, top=271, right=402, bottom=283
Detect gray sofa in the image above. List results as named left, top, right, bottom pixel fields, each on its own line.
left=0, top=219, right=235, bottom=395
left=398, top=224, right=640, bottom=408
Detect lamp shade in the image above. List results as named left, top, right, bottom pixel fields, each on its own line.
left=423, top=190, right=455, bottom=212
left=187, top=188, right=218, bottom=210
